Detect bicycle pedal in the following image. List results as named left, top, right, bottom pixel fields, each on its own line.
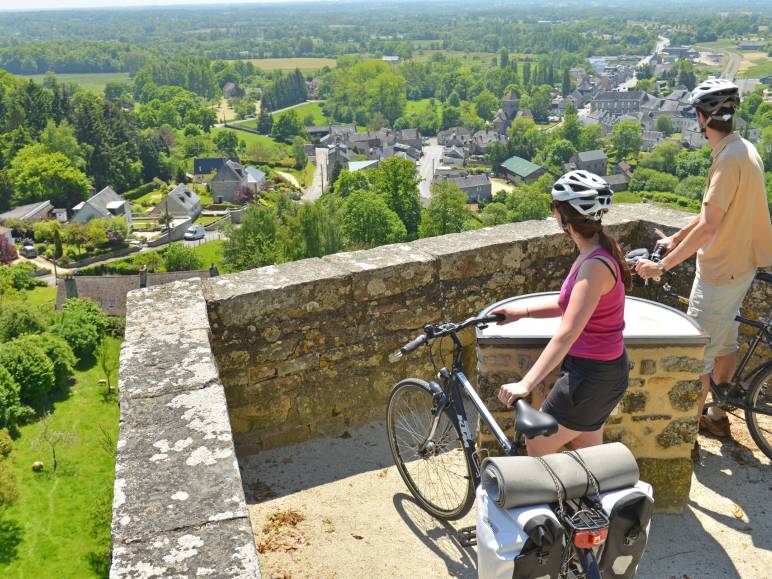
left=456, top=525, right=477, bottom=547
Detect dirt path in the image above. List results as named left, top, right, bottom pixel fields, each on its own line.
left=241, top=418, right=770, bottom=579
left=275, top=171, right=301, bottom=188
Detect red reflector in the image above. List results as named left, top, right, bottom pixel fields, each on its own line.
left=573, top=528, right=608, bottom=548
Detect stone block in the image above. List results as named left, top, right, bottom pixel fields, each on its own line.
left=668, top=380, right=701, bottom=411
left=620, top=390, right=648, bottom=414
left=656, top=416, right=698, bottom=448
left=639, top=359, right=656, bottom=375
left=637, top=457, right=693, bottom=513
left=661, top=356, right=704, bottom=374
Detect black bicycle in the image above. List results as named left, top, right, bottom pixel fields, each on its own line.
left=386, top=313, right=559, bottom=521
left=626, top=246, right=772, bottom=460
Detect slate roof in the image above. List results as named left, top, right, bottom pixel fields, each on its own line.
left=576, top=149, right=607, bottom=162
left=501, top=156, right=543, bottom=178
left=242, top=166, right=266, bottom=185
left=154, top=184, right=201, bottom=218
left=348, top=160, right=380, bottom=172
left=444, top=174, right=491, bottom=189
left=193, top=158, right=239, bottom=175
left=75, top=187, right=126, bottom=219
left=212, top=161, right=243, bottom=183
left=0, top=200, right=53, bottom=222
left=604, top=174, right=630, bottom=188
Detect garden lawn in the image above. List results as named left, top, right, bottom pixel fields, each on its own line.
left=283, top=101, right=330, bottom=125
left=210, top=128, right=290, bottom=160
left=1, top=328, right=121, bottom=578
left=19, top=72, right=130, bottom=94
left=189, top=239, right=225, bottom=268
left=23, top=285, right=57, bottom=310
left=405, top=98, right=434, bottom=115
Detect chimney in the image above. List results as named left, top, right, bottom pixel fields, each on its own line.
left=64, top=276, right=78, bottom=300
left=139, top=265, right=148, bottom=289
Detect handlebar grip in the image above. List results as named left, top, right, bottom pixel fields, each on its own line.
left=651, top=244, right=666, bottom=261
left=401, top=333, right=429, bottom=354
left=480, top=313, right=506, bottom=324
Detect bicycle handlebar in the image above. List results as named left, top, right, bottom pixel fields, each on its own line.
left=389, top=313, right=505, bottom=361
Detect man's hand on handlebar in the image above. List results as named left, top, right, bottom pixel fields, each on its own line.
left=655, top=235, right=678, bottom=253
left=489, top=305, right=527, bottom=325
left=634, top=259, right=662, bottom=281
left=498, top=381, right=531, bottom=407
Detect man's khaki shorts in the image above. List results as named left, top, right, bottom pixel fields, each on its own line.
left=687, top=270, right=755, bottom=376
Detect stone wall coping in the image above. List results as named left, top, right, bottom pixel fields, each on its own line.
left=113, top=278, right=260, bottom=578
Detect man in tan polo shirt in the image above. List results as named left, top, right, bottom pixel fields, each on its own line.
left=636, top=78, right=772, bottom=442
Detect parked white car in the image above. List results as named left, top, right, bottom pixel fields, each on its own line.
left=183, top=225, right=205, bottom=241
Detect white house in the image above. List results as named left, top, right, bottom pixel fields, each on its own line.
left=71, top=186, right=132, bottom=226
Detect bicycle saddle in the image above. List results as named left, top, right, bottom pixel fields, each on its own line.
left=756, top=270, right=772, bottom=284
left=515, top=399, right=559, bottom=439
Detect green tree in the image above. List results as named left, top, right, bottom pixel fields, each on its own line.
left=370, top=157, right=422, bottom=239
left=54, top=298, right=108, bottom=358
left=221, top=204, right=277, bottom=272
left=271, top=110, right=305, bottom=142
left=499, top=48, right=510, bottom=68
left=639, top=141, right=681, bottom=175
left=543, top=139, right=576, bottom=173
left=297, top=198, right=345, bottom=258
left=0, top=303, right=46, bottom=342
left=292, top=136, right=307, bottom=170
left=505, top=188, right=551, bottom=222
left=655, top=116, right=673, bottom=136
left=441, top=106, right=462, bottom=130
left=419, top=181, right=470, bottom=237
left=213, top=130, right=239, bottom=156
left=0, top=366, right=21, bottom=430
left=560, top=105, right=581, bottom=147
left=342, top=189, right=406, bottom=247
left=96, top=340, right=119, bottom=395
left=16, top=333, right=76, bottom=387
left=0, top=337, right=55, bottom=407
left=256, top=107, right=273, bottom=135
left=332, top=169, right=370, bottom=198
left=507, top=117, right=546, bottom=160
left=39, top=119, right=86, bottom=169
left=474, top=90, right=499, bottom=121
left=675, top=175, right=707, bottom=200
left=578, top=124, right=603, bottom=152
left=525, top=84, right=552, bottom=123
left=162, top=243, right=203, bottom=272
left=481, top=202, right=510, bottom=226
left=561, top=68, right=571, bottom=97
left=675, top=146, right=712, bottom=179
left=629, top=168, right=679, bottom=193
left=612, top=120, right=642, bottom=159
left=9, top=144, right=91, bottom=208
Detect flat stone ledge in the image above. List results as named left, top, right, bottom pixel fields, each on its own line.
left=113, top=278, right=259, bottom=578
left=111, top=517, right=259, bottom=579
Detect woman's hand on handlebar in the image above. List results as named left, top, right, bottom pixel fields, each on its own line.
left=498, top=381, right=531, bottom=407
left=490, top=305, right=527, bottom=325
left=634, top=259, right=661, bottom=280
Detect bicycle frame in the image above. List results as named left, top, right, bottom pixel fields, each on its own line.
left=431, top=331, right=602, bottom=579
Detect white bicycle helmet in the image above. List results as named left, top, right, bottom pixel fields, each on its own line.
left=689, top=78, right=740, bottom=121
left=551, top=170, right=612, bottom=221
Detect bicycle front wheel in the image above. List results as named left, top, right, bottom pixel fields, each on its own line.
left=386, top=379, right=475, bottom=520
left=745, top=364, right=772, bottom=461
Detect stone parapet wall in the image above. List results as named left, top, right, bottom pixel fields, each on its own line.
left=113, top=279, right=260, bottom=577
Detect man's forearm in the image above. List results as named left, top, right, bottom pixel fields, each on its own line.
left=662, top=221, right=713, bottom=271
left=673, top=216, right=700, bottom=243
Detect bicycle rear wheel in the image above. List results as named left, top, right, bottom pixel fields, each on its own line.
left=745, top=364, right=772, bottom=461
left=386, top=379, right=475, bottom=520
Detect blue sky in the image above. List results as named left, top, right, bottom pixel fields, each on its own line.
left=0, top=0, right=320, bottom=10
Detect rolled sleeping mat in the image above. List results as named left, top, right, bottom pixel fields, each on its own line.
left=481, top=442, right=639, bottom=509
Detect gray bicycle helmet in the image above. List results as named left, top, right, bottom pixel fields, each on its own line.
left=689, top=78, right=740, bottom=121
left=551, top=170, right=612, bottom=221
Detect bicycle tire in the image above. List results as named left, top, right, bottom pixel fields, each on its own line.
left=745, top=363, right=772, bottom=461
left=386, top=378, right=475, bottom=520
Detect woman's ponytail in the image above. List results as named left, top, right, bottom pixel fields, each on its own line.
left=598, top=229, right=632, bottom=290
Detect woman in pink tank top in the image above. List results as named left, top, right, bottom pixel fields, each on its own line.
left=491, top=171, right=632, bottom=456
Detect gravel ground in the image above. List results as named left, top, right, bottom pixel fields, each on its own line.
left=240, top=415, right=770, bottom=579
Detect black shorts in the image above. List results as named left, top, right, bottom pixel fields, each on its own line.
left=541, top=351, right=629, bottom=432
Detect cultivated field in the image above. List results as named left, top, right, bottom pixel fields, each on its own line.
left=227, top=57, right=337, bottom=71
left=19, top=72, right=131, bottom=94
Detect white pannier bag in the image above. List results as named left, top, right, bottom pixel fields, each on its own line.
left=597, top=481, right=655, bottom=578
left=476, top=485, right=566, bottom=579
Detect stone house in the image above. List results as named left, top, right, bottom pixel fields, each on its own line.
left=641, top=130, right=666, bottom=152
left=440, top=174, right=492, bottom=204
left=210, top=160, right=244, bottom=204
left=604, top=173, right=629, bottom=192
left=150, top=184, right=202, bottom=220
left=590, top=91, right=649, bottom=116
left=473, top=129, right=508, bottom=155
left=71, top=187, right=132, bottom=226
left=0, top=200, right=54, bottom=225
left=438, top=127, right=473, bottom=148
left=441, top=146, right=466, bottom=168
left=499, top=155, right=549, bottom=185
left=571, top=149, right=608, bottom=176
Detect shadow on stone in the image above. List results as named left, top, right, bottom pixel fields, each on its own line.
left=391, top=493, right=476, bottom=578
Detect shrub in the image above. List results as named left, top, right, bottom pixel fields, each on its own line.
left=0, top=236, right=17, bottom=264
left=20, top=333, right=76, bottom=386
left=0, top=303, right=46, bottom=342
left=0, top=460, right=19, bottom=508
left=0, top=367, right=21, bottom=430
left=0, top=428, right=13, bottom=456
left=0, top=262, right=42, bottom=290
left=59, top=298, right=109, bottom=335
left=53, top=313, right=101, bottom=359
left=162, top=243, right=203, bottom=272
left=0, top=338, right=55, bottom=408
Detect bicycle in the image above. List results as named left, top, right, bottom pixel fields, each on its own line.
left=386, top=313, right=618, bottom=578
left=625, top=245, right=772, bottom=461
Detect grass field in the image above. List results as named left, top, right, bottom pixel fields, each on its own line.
left=19, top=72, right=130, bottom=94
left=210, top=127, right=291, bottom=162
left=285, top=101, right=330, bottom=124
left=226, top=57, right=336, bottom=71
left=405, top=98, right=435, bottom=115
left=740, top=57, right=772, bottom=79
left=1, top=286, right=119, bottom=578
left=189, top=239, right=225, bottom=267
